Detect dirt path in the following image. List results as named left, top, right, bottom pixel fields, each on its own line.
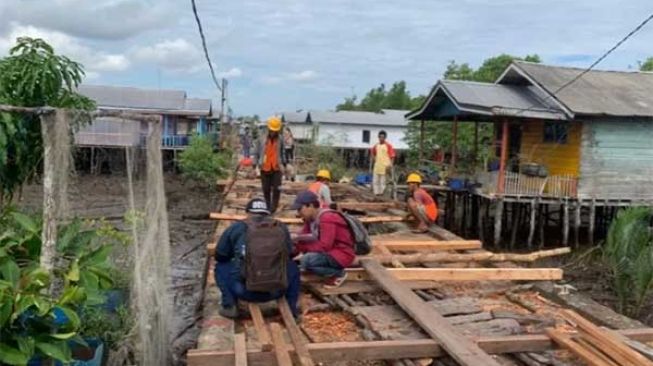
left=19, top=174, right=218, bottom=365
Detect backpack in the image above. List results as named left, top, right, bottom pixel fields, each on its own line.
left=241, top=218, right=288, bottom=292
left=315, top=209, right=372, bottom=255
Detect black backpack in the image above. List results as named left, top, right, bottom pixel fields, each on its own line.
left=241, top=218, right=288, bottom=292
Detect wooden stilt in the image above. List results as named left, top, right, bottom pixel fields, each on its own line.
left=510, top=202, right=521, bottom=250
left=478, top=197, right=485, bottom=245
left=527, top=199, right=537, bottom=250
left=494, top=198, right=504, bottom=248
left=562, top=199, right=569, bottom=246
left=589, top=199, right=596, bottom=246
left=574, top=201, right=582, bottom=249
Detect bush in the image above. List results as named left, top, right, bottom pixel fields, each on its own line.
left=178, top=135, right=230, bottom=186
left=602, top=207, right=653, bottom=316
left=295, top=143, right=348, bottom=182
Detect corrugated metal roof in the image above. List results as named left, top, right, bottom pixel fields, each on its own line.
left=407, top=80, right=566, bottom=121
left=183, top=98, right=212, bottom=114
left=505, top=61, right=653, bottom=117
left=309, top=109, right=409, bottom=126
left=282, top=111, right=309, bottom=123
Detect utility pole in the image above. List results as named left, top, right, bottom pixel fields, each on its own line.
left=219, top=78, right=228, bottom=148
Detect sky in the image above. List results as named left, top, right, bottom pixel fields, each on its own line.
left=1, top=0, right=652, bottom=117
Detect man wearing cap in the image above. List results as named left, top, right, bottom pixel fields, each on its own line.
left=214, top=198, right=300, bottom=318
left=291, top=191, right=355, bottom=289
left=406, top=173, right=438, bottom=233
left=255, top=116, right=287, bottom=213
left=308, top=169, right=333, bottom=209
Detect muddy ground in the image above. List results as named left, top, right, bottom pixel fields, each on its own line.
left=19, top=173, right=217, bottom=365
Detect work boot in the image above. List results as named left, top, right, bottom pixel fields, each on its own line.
left=219, top=305, right=239, bottom=319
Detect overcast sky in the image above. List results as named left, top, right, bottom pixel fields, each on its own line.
left=1, top=0, right=652, bottom=117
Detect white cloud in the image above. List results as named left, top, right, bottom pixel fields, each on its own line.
left=218, top=67, right=243, bottom=78
left=0, top=0, right=174, bottom=40
left=131, top=38, right=203, bottom=74
left=0, top=24, right=130, bottom=76
left=288, top=70, right=317, bottom=82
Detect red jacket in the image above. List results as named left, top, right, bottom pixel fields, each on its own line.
left=295, top=211, right=355, bottom=267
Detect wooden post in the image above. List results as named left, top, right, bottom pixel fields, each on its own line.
left=589, top=199, right=596, bottom=246
left=451, top=116, right=458, bottom=176
left=40, top=111, right=58, bottom=278
left=497, top=120, right=509, bottom=194
left=419, top=120, right=425, bottom=162
left=494, top=198, right=504, bottom=248
left=527, top=199, right=537, bottom=249
left=477, top=196, right=485, bottom=244
left=574, top=201, right=582, bottom=249
left=562, top=199, right=569, bottom=246
left=510, top=202, right=521, bottom=250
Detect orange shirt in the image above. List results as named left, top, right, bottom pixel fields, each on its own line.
left=414, top=188, right=437, bottom=222
left=262, top=137, right=280, bottom=172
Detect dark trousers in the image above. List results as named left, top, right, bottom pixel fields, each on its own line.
left=300, top=252, right=345, bottom=277
left=214, top=261, right=300, bottom=317
left=261, top=170, right=282, bottom=213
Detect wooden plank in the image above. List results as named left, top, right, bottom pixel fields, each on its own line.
left=187, top=328, right=653, bottom=366
left=208, top=239, right=482, bottom=257
left=575, top=336, right=621, bottom=366
left=358, top=247, right=571, bottom=265
left=209, top=212, right=404, bottom=224
left=360, top=259, right=501, bottom=366
left=309, top=280, right=440, bottom=295
left=546, top=328, right=614, bottom=366
left=277, top=298, right=314, bottom=366
left=234, top=333, right=248, bottom=366
left=317, top=267, right=563, bottom=282
left=248, top=303, right=272, bottom=351
left=563, top=309, right=653, bottom=366
left=269, top=322, right=293, bottom=366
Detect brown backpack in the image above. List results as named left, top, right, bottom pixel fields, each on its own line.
left=241, top=217, right=288, bottom=292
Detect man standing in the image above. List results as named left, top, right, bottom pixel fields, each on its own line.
left=291, top=191, right=354, bottom=289
left=406, top=173, right=438, bottom=233
left=370, top=130, right=395, bottom=196
left=214, top=198, right=300, bottom=318
left=255, top=116, right=286, bottom=213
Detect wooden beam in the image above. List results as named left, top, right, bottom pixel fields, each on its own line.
left=325, top=267, right=563, bottom=282
left=563, top=310, right=653, bottom=366
left=187, top=328, right=653, bottom=366
left=208, top=239, right=481, bottom=257
left=234, top=333, right=248, bottom=366
left=360, top=259, right=501, bottom=366
left=270, top=323, right=293, bottom=366
left=209, top=212, right=404, bottom=224
left=497, top=119, right=509, bottom=194
left=357, top=247, right=571, bottom=265
left=248, top=303, right=272, bottom=351
left=277, top=298, right=314, bottom=366
left=546, top=328, right=613, bottom=366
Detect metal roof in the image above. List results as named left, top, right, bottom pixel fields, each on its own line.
left=78, top=84, right=211, bottom=116
left=309, top=109, right=410, bottom=126
left=500, top=61, right=653, bottom=118
left=281, top=111, right=309, bottom=123
left=407, top=80, right=566, bottom=121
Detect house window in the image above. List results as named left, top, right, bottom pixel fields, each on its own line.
left=362, top=130, right=370, bottom=143
left=543, top=122, right=568, bottom=144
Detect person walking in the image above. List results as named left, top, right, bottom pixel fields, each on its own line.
left=255, top=116, right=287, bottom=213
left=370, top=130, right=395, bottom=196
left=406, top=173, right=438, bottom=233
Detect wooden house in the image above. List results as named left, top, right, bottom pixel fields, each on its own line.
left=408, top=61, right=653, bottom=246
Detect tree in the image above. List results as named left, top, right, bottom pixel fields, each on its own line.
left=640, top=57, right=653, bottom=72
left=178, top=135, right=229, bottom=187
left=336, top=81, right=424, bottom=112
left=0, top=37, right=94, bottom=205
left=445, top=53, right=541, bottom=82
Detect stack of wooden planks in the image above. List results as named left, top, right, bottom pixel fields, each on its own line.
left=547, top=310, right=653, bottom=366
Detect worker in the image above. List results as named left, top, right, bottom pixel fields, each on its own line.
left=406, top=173, right=438, bottom=233
left=308, top=169, right=333, bottom=208
left=291, top=191, right=355, bottom=289
left=214, top=198, right=300, bottom=319
left=255, top=116, right=287, bottom=213
left=370, top=130, right=396, bottom=196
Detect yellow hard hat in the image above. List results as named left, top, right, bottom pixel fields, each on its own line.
left=267, top=116, right=282, bottom=131
left=406, top=173, right=422, bottom=184
left=316, top=169, right=331, bottom=180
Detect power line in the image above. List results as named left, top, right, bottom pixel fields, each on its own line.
left=190, top=0, right=222, bottom=92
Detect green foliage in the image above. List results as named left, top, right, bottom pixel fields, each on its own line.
left=79, top=305, right=133, bottom=351
left=640, top=57, right=653, bottom=72
left=0, top=207, right=121, bottom=363
left=602, top=207, right=653, bottom=316
left=296, top=143, right=348, bottom=182
left=178, top=134, right=230, bottom=186
left=0, top=37, right=95, bottom=206
left=336, top=81, right=424, bottom=112
left=444, top=53, right=541, bottom=82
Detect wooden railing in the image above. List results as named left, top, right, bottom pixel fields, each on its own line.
left=502, top=172, right=577, bottom=198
